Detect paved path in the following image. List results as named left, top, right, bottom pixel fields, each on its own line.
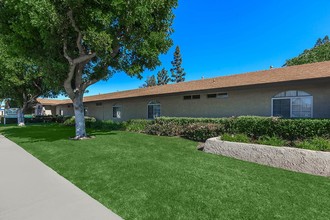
left=0, top=135, right=122, bottom=220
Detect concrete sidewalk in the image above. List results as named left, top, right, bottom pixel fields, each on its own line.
left=0, top=135, right=122, bottom=220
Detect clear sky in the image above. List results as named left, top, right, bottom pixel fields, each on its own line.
left=62, top=0, right=330, bottom=98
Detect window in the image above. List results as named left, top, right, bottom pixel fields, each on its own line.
left=207, top=93, right=228, bottom=99
left=184, top=95, right=200, bottom=100
left=207, top=94, right=217, bottom=98
left=96, top=102, right=102, bottom=106
left=272, top=90, right=312, bottom=118
left=192, top=95, right=200, bottom=99
left=217, top=92, right=228, bottom=98
left=148, top=101, right=161, bottom=119
left=113, top=105, right=121, bottom=119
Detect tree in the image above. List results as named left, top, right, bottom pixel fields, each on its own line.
left=284, top=36, right=330, bottom=66
left=0, top=40, right=61, bottom=125
left=0, top=0, right=177, bottom=138
left=170, top=46, right=186, bottom=83
left=315, top=38, right=323, bottom=47
left=322, top=35, right=329, bottom=44
left=157, top=68, right=170, bottom=85
left=141, top=75, right=157, bottom=88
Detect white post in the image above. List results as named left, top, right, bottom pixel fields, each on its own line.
left=17, top=108, right=25, bottom=126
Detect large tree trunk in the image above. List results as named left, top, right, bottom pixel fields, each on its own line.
left=22, top=101, right=29, bottom=114
left=73, top=94, right=86, bottom=138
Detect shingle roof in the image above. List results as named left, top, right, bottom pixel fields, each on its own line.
left=37, top=98, right=65, bottom=106
left=38, top=61, right=330, bottom=106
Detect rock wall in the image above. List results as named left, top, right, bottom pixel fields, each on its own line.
left=204, top=138, right=330, bottom=176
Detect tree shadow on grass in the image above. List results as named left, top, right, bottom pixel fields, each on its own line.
left=0, top=124, right=116, bottom=143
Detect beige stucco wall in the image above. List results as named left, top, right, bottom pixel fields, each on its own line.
left=43, top=106, right=56, bottom=116
left=51, top=80, right=330, bottom=121
left=55, top=104, right=74, bottom=116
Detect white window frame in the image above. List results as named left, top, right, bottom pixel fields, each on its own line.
left=271, top=92, right=313, bottom=118
left=217, top=92, right=228, bottom=99
left=84, top=107, right=88, bottom=116
left=147, top=101, right=161, bottom=119
left=112, top=105, right=122, bottom=119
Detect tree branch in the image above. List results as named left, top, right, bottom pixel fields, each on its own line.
left=110, top=45, right=121, bottom=58
left=64, top=64, right=76, bottom=100
left=81, top=63, right=109, bottom=91
left=63, top=40, right=73, bottom=64
left=67, top=9, right=85, bottom=56
left=82, top=78, right=99, bottom=91
left=32, top=80, right=42, bottom=94
left=72, top=53, right=96, bottom=64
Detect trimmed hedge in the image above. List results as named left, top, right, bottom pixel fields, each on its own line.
left=123, top=119, right=153, bottom=132
left=0, top=115, right=66, bottom=124
left=90, top=120, right=124, bottom=130
left=63, top=116, right=97, bottom=128
left=182, top=123, right=225, bottom=142
left=57, top=116, right=330, bottom=142
left=142, top=116, right=330, bottom=142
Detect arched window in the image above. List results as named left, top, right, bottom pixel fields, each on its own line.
left=147, top=101, right=161, bottom=119
left=272, top=90, right=313, bottom=118
left=113, top=104, right=122, bottom=119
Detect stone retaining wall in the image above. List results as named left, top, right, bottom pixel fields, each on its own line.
left=204, top=138, right=330, bottom=176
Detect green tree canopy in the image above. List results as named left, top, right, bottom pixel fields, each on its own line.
left=284, top=36, right=330, bottom=66
left=0, top=0, right=177, bottom=138
left=0, top=40, right=61, bottom=115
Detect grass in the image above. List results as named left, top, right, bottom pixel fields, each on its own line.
left=1, top=124, right=330, bottom=219
left=221, top=133, right=330, bottom=151
left=257, top=136, right=287, bottom=146
left=295, top=137, right=330, bottom=151
left=221, top=133, right=251, bottom=143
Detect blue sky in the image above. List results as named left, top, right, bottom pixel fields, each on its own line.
left=65, top=0, right=330, bottom=98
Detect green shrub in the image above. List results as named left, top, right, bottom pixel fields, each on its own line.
left=63, top=116, right=96, bottom=127
left=182, top=123, right=224, bottom=142
left=0, top=117, right=17, bottom=124
left=257, top=136, right=286, bottom=146
left=145, top=121, right=182, bottom=136
left=123, top=119, right=153, bottom=132
left=221, top=133, right=250, bottom=143
left=62, top=116, right=330, bottom=146
left=294, top=137, right=330, bottom=151
left=90, top=120, right=123, bottom=130
left=152, top=116, right=330, bottom=141
left=63, top=117, right=75, bottom=126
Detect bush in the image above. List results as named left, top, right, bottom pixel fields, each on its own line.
left=90, top=120, right=123, bottom=130
left=63, top=117, right=75, bottom=126
left=150, top=116, right=330, bottom=141
left=61, top=116, right=330, bottom=146
left=0, top=117, right=17, bottom=124
left=221, top=133, right=250, bottom=143
left=30, top=115, right=56, bottom=123
left=63, top=116, right=96, bottom=127
left=294, top=137, right=330, bottom=151
left=145, top=121, right=182, bottom=136
left=257, top=136, right=287, bottom=146
left=123, top=119, right=153, bottom=132
left=182, top=123, right=224, bottom=142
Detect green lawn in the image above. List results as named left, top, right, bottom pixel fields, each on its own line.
left=1, top=124, right=330, bottom=220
